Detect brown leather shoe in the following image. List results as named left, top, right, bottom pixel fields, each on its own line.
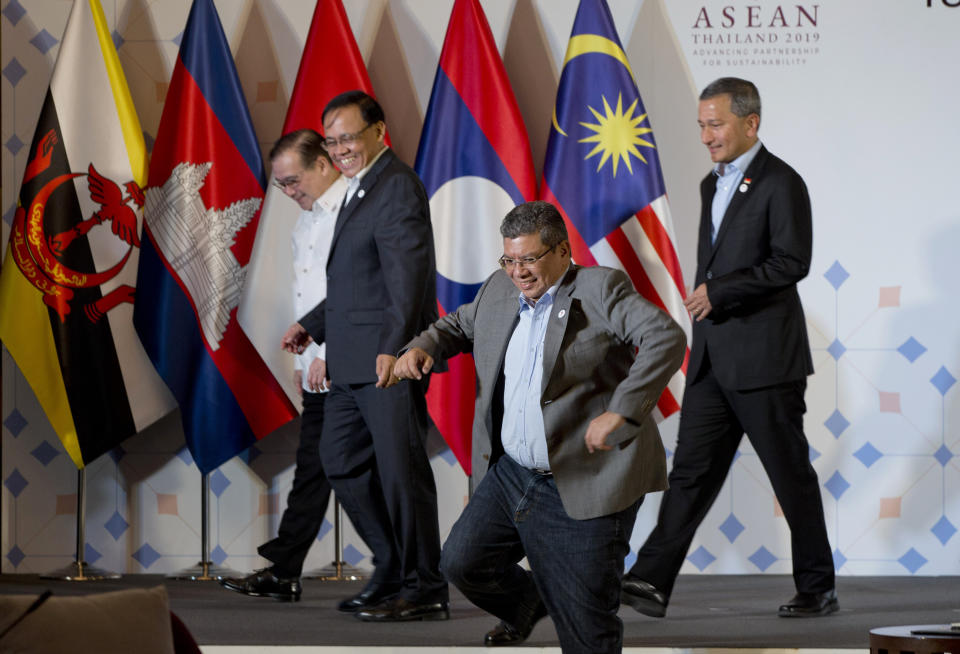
left=778, top=589, right=839, bottom=617
left=354, top=597, right=450, bottom=622
left=219, top=568, right=301, bottom=602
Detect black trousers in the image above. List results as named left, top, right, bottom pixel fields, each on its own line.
left=321, top=379, right=446, bottom=602
left=258, top=391, right=332, bottom=577
left=630, top=358, right=835, bottom=598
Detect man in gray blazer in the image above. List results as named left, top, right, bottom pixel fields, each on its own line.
left=390, top=201, right=686, bottom=653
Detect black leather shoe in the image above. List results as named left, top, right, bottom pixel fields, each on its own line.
left=337, top=583, right=400, bottom=613
left=483, top=603, right=547, bottom=646
left=620, top=577, right=667, bottom=617
left=778, top=589, right=838, bottom=617
left=219, top=568, right=301, bottom=602
left=354, top=597, right=450, bottom=622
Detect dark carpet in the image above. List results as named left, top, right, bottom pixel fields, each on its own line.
left=2, top=573, right=958, bottom=649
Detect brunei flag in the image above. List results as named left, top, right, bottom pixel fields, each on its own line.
left=0, top=0, right=176, bottom=468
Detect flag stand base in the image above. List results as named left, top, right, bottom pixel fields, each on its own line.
left=302, top=561, right=368, bottom=581
left=41, top=561, right=122, bottom=581
left=166, top=561, right=241, bottom=581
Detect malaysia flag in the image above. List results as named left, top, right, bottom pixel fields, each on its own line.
left=134, top=0, right=297, bottom=474
left=541, top=0, right=690, bottom=419
left=415, top=0, right=537, bottom=475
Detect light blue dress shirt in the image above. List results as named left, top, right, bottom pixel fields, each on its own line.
left=711, top=139, right=762, bottom=243
left=501, top=273, right=566, bottom=471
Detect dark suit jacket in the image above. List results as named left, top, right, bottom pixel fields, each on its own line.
left=689, top=145, right=814, bottom=391
left=406, top=265, right=686, bottom=520
left=300, top=148, right=439, bottom=384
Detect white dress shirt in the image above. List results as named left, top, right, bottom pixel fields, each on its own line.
left=292, top=174, right=348, bottom=391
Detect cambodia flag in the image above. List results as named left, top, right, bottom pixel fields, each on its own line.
left=415, top=0, right=536, bottom=475
left=134, top=0, right=297, bottom=474
left=541, top=0, right=690, bottom=419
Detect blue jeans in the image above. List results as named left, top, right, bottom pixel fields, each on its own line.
left=441, top=455, right=640, bottom=653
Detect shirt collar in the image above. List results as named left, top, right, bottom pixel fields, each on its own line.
left=312, top=174, right=348, bottom=215
left=714, top=139, right=762, bottom=177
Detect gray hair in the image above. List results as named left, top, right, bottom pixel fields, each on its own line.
left=500, top=201, right=569, bottom=248
left=700, top=77, right=761, bottom=121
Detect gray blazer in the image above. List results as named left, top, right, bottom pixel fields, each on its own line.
left=406, top=264, right=686, bottom=520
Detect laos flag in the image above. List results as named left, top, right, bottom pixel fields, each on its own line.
left=541, top=0, right=690, bottom=420
left=415, top=0, right=536, bottom=475
left=134, top=0, right=297, bottom=473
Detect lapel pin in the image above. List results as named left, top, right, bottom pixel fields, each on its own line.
left=739, top=177, right=752, bottom=193
left=557, top=309, right=566, bottom=319
left=357, top=189, right=366, bottom=199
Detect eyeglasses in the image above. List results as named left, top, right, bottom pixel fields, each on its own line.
left=272, top=172, right=304, bottom=191
left=321, top=123, right=375, bottom=150
left=498, top=245, right=556, bottom=270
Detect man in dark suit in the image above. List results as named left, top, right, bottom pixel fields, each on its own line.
left=282, top=91, right=447, bottom=621
left=391, top=201, right=686, bottom=652
left=620, top=77, right=837, bottom=618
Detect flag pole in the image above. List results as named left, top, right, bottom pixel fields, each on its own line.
left=302, top=498, right=367, bottom=581
left=167, top=470, right=242, bottom=581
left=41, top=468, right=121, bottom=580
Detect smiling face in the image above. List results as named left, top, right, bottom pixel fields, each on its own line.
left=271, top=149, right=339, bottom=211
left=698, top=93, right=759, bottom=164
left=321, top=103, right=385, bottom=178
left=502, top=233, right=570, bottom=302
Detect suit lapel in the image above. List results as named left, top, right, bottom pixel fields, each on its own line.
left=707, top=145, right=769, bottom=264
left=329, top=148, right=395, bottom=256
left=541, top=267, right=577, bottom=396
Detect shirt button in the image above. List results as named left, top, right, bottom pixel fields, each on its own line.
left=706, top=271, right=713, bottom=280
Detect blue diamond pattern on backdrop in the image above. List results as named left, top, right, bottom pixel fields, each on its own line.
left=4, top=468, right=28, bottom=498
left=211, top=545, right=228, bottom=566
left=898, top=547, right=927, bottom=574
left=931, top=516, right=956, bottom=545
left=824, top=410, right=850, bottom=438
left=897, top=337, right=926, bottom=363
left=343, top=544, right=364, bottom=567
left=84, top=543, right=103, bottom=565
left=5, top=133, right=24, bottom=155
left=719, top=513, right=745, bottom=543
left=3, top=204, right=16, bottom=226
left=687, top=545, right=716, bottom=571
left=172, top=31, right=183, bottom=46
left=2, top=0, right=26, bottom=25
left=832, top=548, right=847, bottom=570
left=176, top=447, right=194, bottom=466
left=824, top=261, right=849, bottom=289
left=316, top=518, right=333, bottom=541
left=824, top=471, right=850, bottom=500
left=29, top=28, right=58, bottom=54
left=624, top=550, right=637, bottom=570
left=3, top=407, right=28, bottom=437
left=933, top=444, right=953, bottom=467
left=438, top=448, right=457, bottom=466
left=209, top=469, right=231, bottom=497
left=808, top=443, right=821, bottom=462
left=748, top=546, right=777, bottom=571
left=111, top=29, right=124, bottom=51
left=105, top=511, right=129, bottom=540
left=132, top=543, right=161, bottom=569
left=930, top=366, right=956, bottom=396
left=2, top=58, right=26, bottom=86
left=238, top=444, right=262, bottom=466
left=6, top=545, right=25, bottom=568
left=854, top=442, right=882, bottom=468
left=143, top=131, right=156, bottom=153
left=108, top=446, right=126, bottom=464
left=30, top=441, right=59, bottom=466
left=827, top=339, right=846, bottom=360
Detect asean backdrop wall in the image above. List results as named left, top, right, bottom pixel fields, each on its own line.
left=2, top=0, right=958, bottom=576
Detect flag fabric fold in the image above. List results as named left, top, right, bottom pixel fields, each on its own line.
left=133, top=0, right=296, bottom=474
left=415, top=0, right=537, bottom=474
left=0, top=0, right=175, bottom=468
left=540, top=0, right=690, bottom=419
left=237, top=0, right=385, bottom=406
